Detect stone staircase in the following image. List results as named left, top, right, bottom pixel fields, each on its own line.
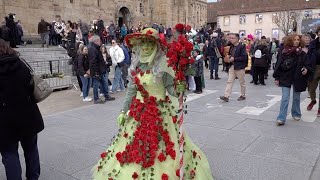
left=15, top=46, right=74, bottom=90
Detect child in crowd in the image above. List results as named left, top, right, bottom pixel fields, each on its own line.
left=193, top=49, right=204, bottom=94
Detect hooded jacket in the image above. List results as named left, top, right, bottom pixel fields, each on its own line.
left=0, top=54, right=44, bottom=151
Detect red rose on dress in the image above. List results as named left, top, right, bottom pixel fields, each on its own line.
left=100, top=152, right=107, bottom=159
left=176, top=169, right=180, bottom=177
left=146, top=30, right=154, bottom=35
left=190, top=170, right=196, bottom=179
left=123, top=133, right=128, bottom=138
left=132, top=172, right=138, bottom=179
left=175, top=23, right=185, bottom=32
left=108, top=178, right=113, bottom=180
left=172, top=116, right=177, bottom=123
left=192, top=150, right=197, bottom=158
left=161, top=173, right=169, bottom=180
left=146, top=69, right=151, bottom=74
left=157, top=152, right=166, bottom=162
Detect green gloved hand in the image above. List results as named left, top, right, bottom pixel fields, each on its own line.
left=176, top=81, right=186, bottom=95
left=117, top=112, right=126, bottom=127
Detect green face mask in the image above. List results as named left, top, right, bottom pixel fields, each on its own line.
left=140, top=38, right=157, bottom=65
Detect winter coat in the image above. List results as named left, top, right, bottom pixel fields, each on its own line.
left=79, top=22, right=89, bottom=35
left=253, top=44, right=269, bottom=68
left=109, top=45, right=125, bottom=67
left=38, top=20, right=51, bottom=34
left=77, top=54, right=90, bottom=76
left=193, top=55, right=204, bottom=77
left=273, top=48, right=312, bottom=92
left=0, top=54, right=44, bottom=151
left=88, top=43, right=107, bottom=76
left=229, top=44, right=248, bottom=70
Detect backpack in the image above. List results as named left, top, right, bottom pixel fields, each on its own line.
left=254, top=49, right=263, bottom=58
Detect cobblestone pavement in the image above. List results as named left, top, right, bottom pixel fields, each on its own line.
left=1, top=68, right=320, bottom=180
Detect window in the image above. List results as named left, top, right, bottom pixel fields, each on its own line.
left=224, top=16, right=230, bottom=26
left=239, top=30, right=246, bottom=38
left=255, top=14, right=263, bottom=24
left=272, top=29, right=279, bottom=39
left=304, top=10, right=313, bottom=19
left=239, top=15, right=246, bottom=24
left=140, top=3, right=144, bottom=13
left=255, top=29, right=262, bottom=39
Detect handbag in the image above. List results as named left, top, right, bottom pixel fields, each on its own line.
left=20, top=58, right=53, bottom=103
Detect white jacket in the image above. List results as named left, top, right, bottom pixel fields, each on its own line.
left=109, top=45, right=125, bottom=67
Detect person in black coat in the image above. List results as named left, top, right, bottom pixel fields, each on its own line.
left=252, top=39, right=270, bottom=85
left=273, top=34, right=313, bottom=126
left=0, top=39, right=44, bottom=180
left=88, top=35, right=115, bottom=104
left=5, top=13, right=18, bottom=48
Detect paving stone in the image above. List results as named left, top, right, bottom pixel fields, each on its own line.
left=184, top=123, right=259, bottom=152
left=244, top=136, right=320, bottom=166
left=185, top=111, right=246, bottom=129
left=232, top=119, right=320, bottom=144
left=203, top=146, right=312, bottom=180
left=310, top=170, right=320, bottom=180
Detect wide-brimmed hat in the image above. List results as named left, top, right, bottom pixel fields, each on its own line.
left=125, top=28, right=160, bottom=48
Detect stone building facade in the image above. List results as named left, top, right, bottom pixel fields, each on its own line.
left=208, top=0, right=320, bottom=39
left=0, top=0, right=207, bottom=36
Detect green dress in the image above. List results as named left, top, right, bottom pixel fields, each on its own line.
left=92, top=63, right=214, bottom=180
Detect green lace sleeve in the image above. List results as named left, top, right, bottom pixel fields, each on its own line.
left=162, top=72, right=178, bottom=97
left=122, top=80, right=137, bottom=112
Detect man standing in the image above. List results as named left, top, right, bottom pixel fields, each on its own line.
left=5, top=13, right=18, bottom=48
left=37, top=17, right=51, bottom=48
left=120, top=41, right=131, bottom=88
left=202, top=40, right=209, bottom=69
left=307, top=26, right=320, bottom=115
left=220, top=33, right=247, bottom=102
left=108, top=21, right=116, bottom=41
left=78, top=19, right=90, bottom=45
left=88, top=35, right=115, bottom=104
left=16, top=20, right=24, bottom=45
left=207, top=32, right=221, bottom=79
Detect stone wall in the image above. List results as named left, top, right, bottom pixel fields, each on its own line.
left=1, top=0, right=208, bottom=36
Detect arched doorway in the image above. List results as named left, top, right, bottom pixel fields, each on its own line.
left=118, top=7, right=130, bottom=27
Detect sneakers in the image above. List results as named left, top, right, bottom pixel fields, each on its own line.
left=214, top=77, right=221, bottom=80
left=292, top=116, right=301, bottom=121
left=317, top=109, right=320, bottom=117
left=307, top=100, right=316, bottom=111
left=80, top=92, right=83, bottom=97
left=94, top=99, right=105, bottom=104
left=276, top=120, right=285, bottom=126
left=99, top=93, right=104, bottom=97
left=105, top=96, right=115, bottom=101
left=83, top=97, right=92, bottom=102
left=237, top=96, right=246, bottom=101
left=219, top=96, right=229, bottom=102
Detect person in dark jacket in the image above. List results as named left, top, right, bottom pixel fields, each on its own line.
left=207, top=33, right=222, bottom=80
left=0, top=39, right=44, bottom=180
left=220, top=33, right=247, bottom=102
left=306, top=26, right=320, bottom=115
left=273, top=34, right=312, bottom=126
left=37, top=17, right=51, bottom=48
left=88, top=35, right=115, bottom=104
left=252, top=39, right=270, bottom=85
left=77, top=44, right=92, bottom=102
left=5, top=13, right=18, bottom=48
left=192, top=50, right=204, bottom=94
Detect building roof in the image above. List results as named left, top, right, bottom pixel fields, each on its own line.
left=207, top=0, right=320, bottom=23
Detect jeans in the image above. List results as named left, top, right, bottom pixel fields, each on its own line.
left=209, top=56, right=219, bottom=77
left=121, top=64, right=129, bottom=87
left=277, top=87, right=301, bottom=122
left=82, top=33, right=89, bottom=45
left=1, top=135, right=40, bottom=180
left=111, top=66, right=125, bottom=92
left=93, top=73, right=110, bottom=101
left=80, top=76, right=91, bottom=98
left=40, top=32, right=49, bottom=47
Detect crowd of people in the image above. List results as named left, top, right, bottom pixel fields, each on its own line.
left=0, top=13, right=25, bottom=48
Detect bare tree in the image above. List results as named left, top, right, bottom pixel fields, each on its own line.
left=273, top=10, right=301, bottom=36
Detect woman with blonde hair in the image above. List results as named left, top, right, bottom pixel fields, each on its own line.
left=273, top=34, right=313, bottom=125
